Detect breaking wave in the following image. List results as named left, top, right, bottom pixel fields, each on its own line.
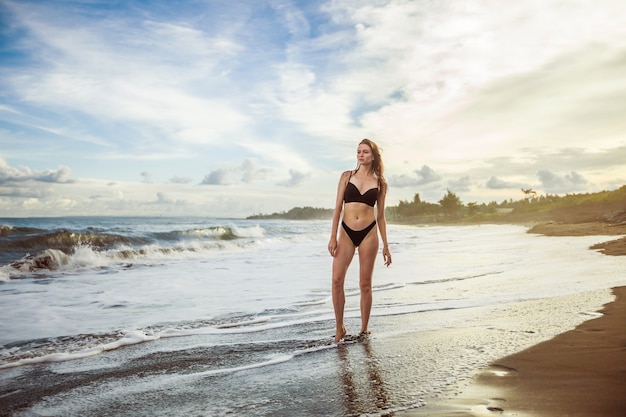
left=0, top=224, right=267, bottom=280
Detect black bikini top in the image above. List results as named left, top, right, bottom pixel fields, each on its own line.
left=343, top=173, right=379, bottom=207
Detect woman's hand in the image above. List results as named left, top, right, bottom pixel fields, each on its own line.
left=328, top=239, right=337, bottom=257
left=382, top=247, right=392, bottom=267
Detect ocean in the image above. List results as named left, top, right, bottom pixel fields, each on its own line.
left=0, top=217, right=624, bottom=416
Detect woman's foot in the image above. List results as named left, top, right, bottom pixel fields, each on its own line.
left=358, top=330, right=370, bottom=340
left=334, top=323, right=347, bottom=342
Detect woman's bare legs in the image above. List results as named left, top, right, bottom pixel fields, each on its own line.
left=332, top=231, right=355, bottom=342
left=357, top=229, right=379, bottom=334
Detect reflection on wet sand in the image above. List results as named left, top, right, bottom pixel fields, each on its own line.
left=337, top=340, right=389, bottom=415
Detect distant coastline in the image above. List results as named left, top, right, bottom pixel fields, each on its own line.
left=247, top=185, right=626, bottom=255
left=246, top=206, right=333, bottom=220
left=248, top=185, right=625, bottom=226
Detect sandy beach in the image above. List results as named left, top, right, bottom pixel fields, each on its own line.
left=1, top=219, right=624, bottom=416
left=401, top=220, right=626, bottom=417
left=401, top=286, right=626, bottom=417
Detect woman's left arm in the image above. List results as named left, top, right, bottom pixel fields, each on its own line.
left=377, top=178, right=392, bottom=267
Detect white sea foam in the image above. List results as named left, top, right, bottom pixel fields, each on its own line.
left=66, top=244, right=112, bottom=269
left=0, top=269, right=10, bottom=281
left=197, top=353, right=296, bottom=377
left=0, top=330, right=157, bottom=370
left=0, top=220, right=624, bottom=371
left=231, top=224, right=265, bottom=238
left=293, top=296, right=332, bottom=306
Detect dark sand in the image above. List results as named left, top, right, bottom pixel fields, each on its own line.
left=402, top=286, right=626, bottom=417
left=402, top=220, right=626, bottom=417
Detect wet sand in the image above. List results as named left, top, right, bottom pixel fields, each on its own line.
left=2, top=287, right=616, bottom=417
left=402, top=220, right=626, bottom=417
left=477, top=285, right=626, bottom=417
left=402, top=286, right=626, bottom=417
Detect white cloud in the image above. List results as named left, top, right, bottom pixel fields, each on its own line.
left=388, top=165, right=441, bottom=187
left=141, top=171, right=153, bottom=184
left=3, top=0, right=250, bottom=147
left=486, top=177, right=525, bottom=190
left=278, top=169, right=309, bottom=188
left=0, top=186, right=51, bottom=198
left=200, top=159, right=272, bottom=186
left=448, top=176, right=472, bottom=193
left=537, top=170, right=588, bottom=194
left=0, top=157, right=73, bottom=184
left=241, top=159, right=271, bottom=183
left=169, top=176, right=193, bottom=184
left=201, top=169, right=230, bottom=186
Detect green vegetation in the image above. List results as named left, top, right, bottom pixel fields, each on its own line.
left=387, top=185, right=626, bottom=224
left=247, top=206, right=334, bottom=220
left=247, top=185, right=626, bottom=223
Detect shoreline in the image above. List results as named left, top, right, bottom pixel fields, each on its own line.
left=1, top=220, right=623, bottom=416
left=473, top=285, right=626, bottom=417
left=399, top=220, right=626, bottom=256
left=388, top=220, right=626, bottom=256
left=401, top=286, right=626, bottom=417
left=401, top=220, right=626, bottom=416
left=527, top=221, right=626, bottom=256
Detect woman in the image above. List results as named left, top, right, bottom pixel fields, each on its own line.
left=328, top=138, right=392, bottom=342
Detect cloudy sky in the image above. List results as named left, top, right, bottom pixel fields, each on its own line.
left=1, top=0, right=625, bottom=218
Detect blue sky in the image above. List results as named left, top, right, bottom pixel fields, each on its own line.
left=1, top=0, right=625, bottom=217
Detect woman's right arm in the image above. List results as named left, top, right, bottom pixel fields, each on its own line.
left=328, top=171, right=349, bottom=256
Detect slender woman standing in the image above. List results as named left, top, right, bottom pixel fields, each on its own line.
left=328, top=139, right=392, bottom=342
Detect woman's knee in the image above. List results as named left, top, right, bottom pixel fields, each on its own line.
left=332, top=273, right=345, bottom=289
left=332, top=263, right=348, bottom=288
left=359, top=274, right=373, bottom=291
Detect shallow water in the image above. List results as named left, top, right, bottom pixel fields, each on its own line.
left=0, top=218, right=624, bottom=415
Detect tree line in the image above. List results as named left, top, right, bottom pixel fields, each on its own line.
left=388, top=185, right=626, bottom=223
left=247, top=206, right=334, bottom=220
left=247, top=185, right=626, bottom=222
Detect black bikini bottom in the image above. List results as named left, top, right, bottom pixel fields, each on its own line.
left=341, top=220, right=377, bottom=247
